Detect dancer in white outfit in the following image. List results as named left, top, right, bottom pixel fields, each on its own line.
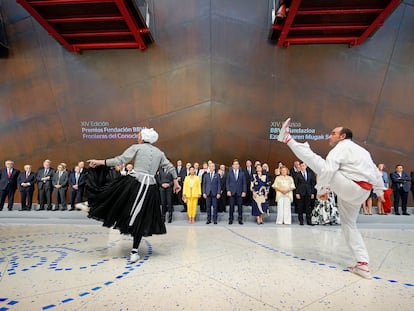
left=278, top=118, right=385, bottom=279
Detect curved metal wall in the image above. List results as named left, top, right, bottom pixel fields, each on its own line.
left=1, top=0, right=413, bottom=179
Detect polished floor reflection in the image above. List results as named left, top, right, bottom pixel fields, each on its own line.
left=0, top=214, right=413, bottom=310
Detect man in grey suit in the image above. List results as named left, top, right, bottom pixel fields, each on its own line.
left=36, top=159, right=55, bottom=210
left=52, top=163, right=69, bottom=210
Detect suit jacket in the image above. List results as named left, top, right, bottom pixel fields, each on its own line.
left=226, top=169, right=247, bottom=196
left=175, top=166, right=186, bottom=185
left=0, top=167, right=20, bottom=191
left=243, top=167, right=254, bottom=183
left=202, top=171, right=221, bottom=196
left=293, top=169, right=316, bottom=196
left=17, top=171, right=36, bottom=191
left=52, top=171, right=69, bottom=189
left=69, top=172, right=86, bottom=188
left=36, top=167, right=55, bottom=190
left=411, top=171, right=414, bottom=191
left=156, top=168, right=174, bottom=187
left=390, top=171, right=411, bottom=192
left=182, top=175, right=201, bottom=198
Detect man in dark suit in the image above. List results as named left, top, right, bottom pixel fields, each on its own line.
left=202, top=162, right=221, bottom=224
left=293, top=162, right=316, bottom=225
left=390, top=164, right=411, bottom=215
left=174, top=159, right=185, bottom=205
left=156, top=167, right=174, bottom=223
left=77, top=161, right=89, bottom=201
left=243, top=160, right=254, bottom=205
left=52, top=163, right=69, bottom=211
left=411, top=170, right=414, bottom=201
left=36, top=159, right=55, bottom=210
left=226, top=159, right=247, bottom=225
left=69, top=165, right=86, bottom=210
left=218, top=164, right=227, bottom=213
left=17, top=164, right=35, bottom=211
left=0, top=160, right=20, bottom=211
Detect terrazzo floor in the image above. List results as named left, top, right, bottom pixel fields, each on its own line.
left=0, top=215, right=413, bottom=311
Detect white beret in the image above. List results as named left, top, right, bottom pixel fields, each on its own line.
left=140, top=128, right=159, bottom=144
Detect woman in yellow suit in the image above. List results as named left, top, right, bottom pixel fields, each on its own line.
left=183, top=166, right=202, bottom=224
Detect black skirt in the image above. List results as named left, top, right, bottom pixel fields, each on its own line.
left=86, top=166, right=166, bottom=238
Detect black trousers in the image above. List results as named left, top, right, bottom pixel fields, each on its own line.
left=38, top=186, right=52, bottom=209
left=20, top=188, right=34, bottom=210
left=296, top=194, right=313, bottom=224
left=393, top=188, right=408, bottom=214
left=228, top=194, right=243, bottom=221
left=0, top=187, right=16, bottom=210
left=159, top=186, right=173, bottom=219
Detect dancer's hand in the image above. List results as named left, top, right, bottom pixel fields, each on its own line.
left=87, top=159, right=105, bottom=168
left=173, top=179, right=181, bottom=194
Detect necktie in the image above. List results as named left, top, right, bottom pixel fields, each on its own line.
left=26, top=172, right=29, bottom=178
left=303, top=171, right=307, bottom=181
left=235, top=170, right=238, bottom=180
left=210, top=173, right=213, bottom=180
left=44, top=169, right=48, bottom=176
left=76, top=173, right=79, bottom=184
left=7, top=169, right=11, bottom=178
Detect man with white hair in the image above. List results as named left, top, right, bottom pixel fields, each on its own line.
left=0, top=160, right=20, bottom=211
left=36, top=160, right=55, bottom=211
left=278, top=118, right=385, bottom=279
left=78, top=128, right=181, bottom=263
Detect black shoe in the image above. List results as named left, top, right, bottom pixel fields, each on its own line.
left=37, top=207, right=45, bottom=211
left=403, top=213, right=410, bottom=215
left=8, top=208, right=13, bottom=211
left=228, top=220, right=233, bottom=224
left=395, top=213, right=401, bottom=215
left=214, top=221, right=218, bottom=224
left=239, top=220, right=243, bottom=225
left=206, top=220, right=211, bottom=224
left=168, top=219, right=172, bottom=223
left=300, top=222, right=304, bottom=226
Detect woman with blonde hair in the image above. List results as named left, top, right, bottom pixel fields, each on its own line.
left=272, top=166, right=295, bottom=225
left=183, top=166, right=201, bottom=224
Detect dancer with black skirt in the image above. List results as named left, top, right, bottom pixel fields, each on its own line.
left=76, top=128, right=180, bottom=263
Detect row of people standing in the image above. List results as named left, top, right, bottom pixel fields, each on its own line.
left=170, top=158, right=336, bottom=226
left=0, top=160, right=87, bottom=211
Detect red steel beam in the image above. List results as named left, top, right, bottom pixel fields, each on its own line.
left=284, top=36, right=359, bottom=46
left=356, top=0, right=402, bottom=45
left=289, top=24, right=368, bottom=31
left=28, top=0, right=115, bottom=6
left=72, top=41, right=140, bottom=51
left=277, top=0, right=302, bottom=47
left=62, top=30, right=131, bottom=38
left=47, top=16, right=124, bottom=23
left=296, top=8, right=383, bottom=15
left=114, top=0, right=147, bottom=50
left=16, top=0, right=75, bottom=52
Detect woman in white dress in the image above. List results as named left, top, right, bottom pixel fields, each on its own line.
left=272, top=166, right=295, bottom=225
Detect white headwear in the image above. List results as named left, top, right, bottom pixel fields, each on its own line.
left=140, top=128, right=159, bottom=144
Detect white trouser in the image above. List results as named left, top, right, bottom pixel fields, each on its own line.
left=288, top=140, right=370, bottom=263
left=276, top=196, right=292, bottom=224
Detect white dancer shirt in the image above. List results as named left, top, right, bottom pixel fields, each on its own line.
left=316, top=139, right=384, bottom=196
